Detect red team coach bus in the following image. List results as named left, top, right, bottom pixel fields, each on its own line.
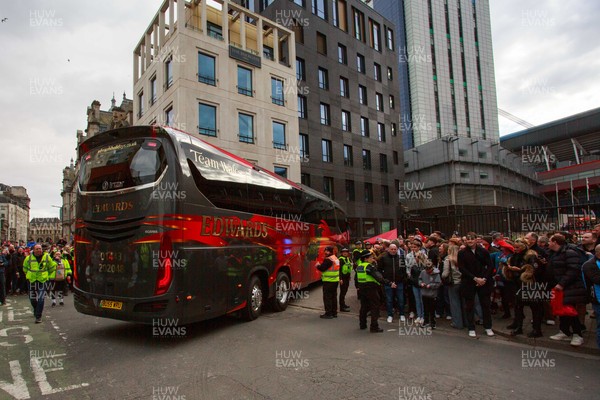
left=73, top=126, right=348, bottom=324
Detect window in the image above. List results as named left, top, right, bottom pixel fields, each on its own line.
left=362, top=149, right=371, bottom=170
left=291, top=20, right=304, bottom=44
left=389, top=95, right=395, bottom=109
left=274, top=166, right=288, bottom=178
left=317, top=32, right=327, bottom=55
left=356, top=53, right=365, bottom=73
left=298, top=95, right=307, bottom=119
left=379, top=153, right=388, bottom=173
left=150, top=76, right=157, bottom=105
left=387, top=27, right=394, bottom=50
left=377, top=123, right=386, bottom=142
left=271, top=77, right=284, bottom=105
left=333, top=0, right=348, bottom=31
left=352, top=7, right=365, bottom=42
left=480, top=172, right=488, bottom=179
left=393, top=151, right=398, bottom=165
left=338, top=44, right=347, bottom=64
left=460, top=172, right=469, bottom=178
left=382, top=185, right=390, bottom=204
left=293, top=0, right=304, bottom=7
left=318, top=67, right=329, bottom=90
left=343, top=144, right=353, bottom=166
left=296, top=58, right=306, bottom=81
left=478, top=152, right=487, bottom=159
left=263, top=45, right=274, bottom=60
left=301, top=173, right=311, bottom=186
left=138, top=91, right=144, bottom=118
left=165, top=57, right=173, bottom=89
left=165, top=106, right=174, bottom=126
left=369, top=19, right=381, bottom=51
left=198, top=52, right=216, bottom=85
left=237, top=66, right=253, bottom=96
left=373, top=63, right=381, bottom=82
left=391, top=123, right=397, bottom=136
left=198, top=103, right=217, bottom=136
left=312, top=0, right=327, bottom=20
left=360, top=117, right=369, bottom=137
left=323, top=176, right=334, bottom=199
left=239, top=113, right=254, bottom=143
left=387, top=67, right=393, bottom=80
left=345, top=179, right=355, bottom=201
left=458, top=149, right=468, bottom=156
left=358, top=85, right=367, bottom=105
left=341, top=110, right=351, bottom=131
left=340, top=76, right=349, bottom=98
left=322, top=139, right=332, bottom=162
left=376, top=92, right=383, bottom=111
left=364, top=182, right=373, bottom=203
left=320, top=103, right=330, bottom=125
left=299, top=133, right=309, bottom=160
left=207, top=22, right=223, bottom=40
left=272, top=121, right=286, bottom=149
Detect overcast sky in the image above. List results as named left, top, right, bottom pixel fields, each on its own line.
left=0, top=0, right=599, bottom=219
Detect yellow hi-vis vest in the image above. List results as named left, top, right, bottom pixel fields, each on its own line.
left=356, top=260, right=380, bottom=285
left=23, top=253, right=56, bottom=283
left=321, top=255, right=340, bottom=282
left=339, top=256, right=352, bottom=275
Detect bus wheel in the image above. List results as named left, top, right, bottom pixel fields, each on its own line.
left=271, top=272, right=290, bottom=312
left=242, top=275, right=263, bottom=321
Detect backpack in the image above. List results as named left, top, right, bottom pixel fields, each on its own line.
left=55, top=261, right=65, bottom=281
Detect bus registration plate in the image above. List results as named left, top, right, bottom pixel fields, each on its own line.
left=100, top=300, right=123, bottom=310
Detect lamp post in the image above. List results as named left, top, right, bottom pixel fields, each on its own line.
left=506, top=204, right=514, bottom=239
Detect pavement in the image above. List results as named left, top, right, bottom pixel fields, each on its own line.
left=291, top=281, right=600, bottom=356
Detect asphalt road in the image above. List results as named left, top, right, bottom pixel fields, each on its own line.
left=1, top=289, right=599, bottom=400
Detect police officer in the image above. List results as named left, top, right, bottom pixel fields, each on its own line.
left=338, top=248, right=352, bottom=312
left=352, top=241, right=363, bottom=266
left=356, top=249, right=388, bottom=332
left=23, top=244, right=56, bottom=323
left=316, top=246, right=340, bottom=319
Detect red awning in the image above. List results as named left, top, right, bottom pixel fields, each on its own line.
left=365, top=228, right=398, bottom=243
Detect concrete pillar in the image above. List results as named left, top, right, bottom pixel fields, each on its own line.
left=177, top=0, right=185, bottom=31
left=201, top=0, right=207, bottom=36
left=240, top=11, right=246, bottom=49
left=159, top=9, right=166, bottom=46
left=222, top=1, right=229, bottom=43
left=273, top=27, right=279, bottom=62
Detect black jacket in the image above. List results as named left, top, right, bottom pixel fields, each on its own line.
left=457, top=246, right=494, bottom=293
left=548, top=245, right=587, bottom=305
left=377, top=253, right=406, bottom=284
left=582, top=257, right=600, bottom=305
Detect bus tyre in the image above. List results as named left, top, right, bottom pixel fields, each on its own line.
left=242, top=275, right=263, bottom=321
left=271, top=272, right=290, bottom=312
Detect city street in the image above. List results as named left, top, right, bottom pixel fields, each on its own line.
left=1, top=286, right=599, bottom=400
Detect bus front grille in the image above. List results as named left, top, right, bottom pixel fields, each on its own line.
left=84, top=216, right=145, bottom=242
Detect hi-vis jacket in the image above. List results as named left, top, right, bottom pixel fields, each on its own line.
left=23, top=253, right=56, bottom=283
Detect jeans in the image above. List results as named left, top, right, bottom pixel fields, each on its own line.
left=447, top=284, right=464, bottom=329
left=412, top=286, right=424, bottom=319
left=463, top=287, right=493, bottom=330
left=29, top=281, right=47, bottom=319
left=593, top=303, right=600, bottom=349
left=384, top=283, right=405, bottom=317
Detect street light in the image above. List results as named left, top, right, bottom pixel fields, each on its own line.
left=506, top=204, right=514, bottom=239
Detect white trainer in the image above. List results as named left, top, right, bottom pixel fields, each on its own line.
left=446, top=315, right=452, bottom=320
left=400, top=315, right=406, bottom=322
left=546, top=319, right=556, bottom=326
left=485, top=329, right=494, bottom=337
left=409, top=312, right=415, bottom=319
left=549, top=332, right=571, bottom=341
left=570, top=334, right=584, bottom=346
left=468, top=330, right=477, bottom=338
left=387, top=316, right=393, bottom=323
